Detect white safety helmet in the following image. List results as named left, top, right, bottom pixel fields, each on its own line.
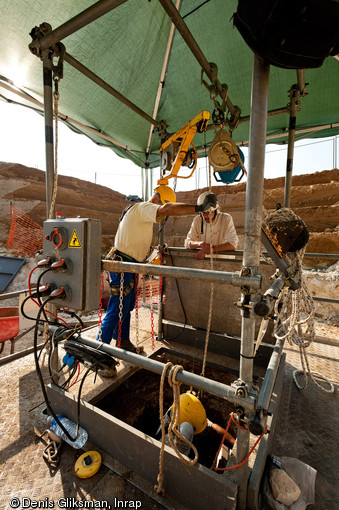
left=197, top=191, right=219, bottom=211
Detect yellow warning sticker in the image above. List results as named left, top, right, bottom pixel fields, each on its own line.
left=69, top=230, right=82, bottom=248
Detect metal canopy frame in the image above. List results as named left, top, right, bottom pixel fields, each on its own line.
left=28, top=0, right=313, bottom=214
left=30, top=2, right=308, bottom=508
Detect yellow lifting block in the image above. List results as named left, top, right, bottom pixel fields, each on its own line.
left=75, top=451, right=102, bottom=478
left=176, top=392, right=207, bottom=435
left=158, top=110, right=210, bottom=185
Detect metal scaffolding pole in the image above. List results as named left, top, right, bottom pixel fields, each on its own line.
left=237, top=55, right=270, bottom=510
left=257, top=338, right=285, bottom=412
left=146, top=0, right=181, bottom=154
left=64, top=53, right=160, bottom=128
left=283, top=86, right=299, bottom=208
left=29, top=0, right=127, bottom=53
left=41, top=50, right=60, bottom=382
left=42, top=51, right=55, bottom=219
left=102, top=259, right=262, bottom=288
left=74, top=336, right=256, bottom=410
left=158, top=0, right=238, bottom=119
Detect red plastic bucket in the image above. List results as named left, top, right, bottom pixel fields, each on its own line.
left=0, top=307, right=19, bottom=342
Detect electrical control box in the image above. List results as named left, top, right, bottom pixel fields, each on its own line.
left=42, top=217, right=102, bottom=311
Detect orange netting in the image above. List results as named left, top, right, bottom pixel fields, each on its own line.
left=6, top=204, right=43, bottom=258
left=137, top=275, right=163, bottom=307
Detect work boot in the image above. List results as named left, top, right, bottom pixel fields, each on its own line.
left=98, top=360, right=118, bottom=378
left=120, top=340, right=137, bottom=353
left=98, top=366, right=117, bottom=378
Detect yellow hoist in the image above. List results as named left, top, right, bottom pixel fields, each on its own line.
left=157, top=110, right=210, bottom=185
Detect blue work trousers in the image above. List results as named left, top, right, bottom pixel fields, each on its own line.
left=98, top=271, right=136, bottom=345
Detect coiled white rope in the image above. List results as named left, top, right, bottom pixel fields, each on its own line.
left=272, top=233, right=334, bottom=393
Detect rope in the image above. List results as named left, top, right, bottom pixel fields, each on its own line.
left=267, top=210, right=334, bottom=394
left=49, top=79, right=60, bottom=219
left=155, top=363, right=198, bottom=496
left=200, top=161, right=215, bottom=379
left=42, top=434, right=62, bottom=468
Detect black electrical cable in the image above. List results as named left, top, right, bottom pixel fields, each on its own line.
left=20, top=293, right=57, bottom=324
left=36, top=267, right=54, bottom=322
left=61, top=309, right=84, bottom=328
left=182, top=0, right=212, bottom=19
left=60, top=363, right=78, bottom=389
left=34, top=299, right=117, bottom=443
left=33, top=297, right=78, bottom=443
left=158, top=215, right=168, bottom=234
left=48, top=327, right=60, bottom=381
left=63, top=337, right=117, bottom=370
left=37, top=335, right=52, bottom=363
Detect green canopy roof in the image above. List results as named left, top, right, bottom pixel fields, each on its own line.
left=0, top=0, right=338, bottom=169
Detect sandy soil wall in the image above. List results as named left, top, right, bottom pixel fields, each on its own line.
left=0, top=162, right=338, bottom=261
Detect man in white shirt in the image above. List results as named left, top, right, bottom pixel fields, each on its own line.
left=98, top=186, right=217, bottom=373
left=185, top=191, right=238, bottom=260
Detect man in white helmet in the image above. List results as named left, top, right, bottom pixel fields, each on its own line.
left=184, top=191, right=238, bottom=260
left=98, top=186, right=217, bottom=371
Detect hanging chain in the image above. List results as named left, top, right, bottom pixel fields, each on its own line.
left=134, top=274, right=140, bottom=348
left=117, top=272, right=125, bottom=347
left=149, top=276, right=155, bottom=349
left=97, top=272, right=104, bottom=343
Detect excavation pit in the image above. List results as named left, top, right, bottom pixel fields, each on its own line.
left=47, top=345, right=285, bottom=510
left=95, top=351, right=247, bottom=470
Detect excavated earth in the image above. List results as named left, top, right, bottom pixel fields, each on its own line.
left=1, top=162, right=338, bottom=323
left=0, top=162, right=338, bottom=510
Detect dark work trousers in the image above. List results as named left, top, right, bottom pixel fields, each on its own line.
left=98, top=271, right=136, bottom=345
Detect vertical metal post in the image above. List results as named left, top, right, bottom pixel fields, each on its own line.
left=144, top=167, right=149, bottom=201
left=333, top=135, right=338, bottom=169
left=283, top=86, right=298, bottom=208
left=42, top=51, right=55, bottom=219
left=42, top=51, right=59, bottom=382
left=141, top=167, right=145, bottom=200
left=149, top=167, right=153, bottom=198
left=237, top=55, right=270, bottom=510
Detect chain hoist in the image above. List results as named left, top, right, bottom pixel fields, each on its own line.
left=117, top=272, right=125, bottom=348
left=134, top=274, right=140, bottom=349
left=149, top=276, right=155, bottom=349
left=97, top=273, right=104, bottom=343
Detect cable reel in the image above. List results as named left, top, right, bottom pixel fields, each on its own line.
left=75, top=451, right=102, bottom=479
left=208, top=129, right=244, bottom=183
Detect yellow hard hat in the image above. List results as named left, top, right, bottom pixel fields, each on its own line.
left=174, top=392, right=207, bottom=435
left=154, top=185, right=176, bottom=204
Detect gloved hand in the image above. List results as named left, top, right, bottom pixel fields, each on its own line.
left=195, top=193, right=217, bottom=212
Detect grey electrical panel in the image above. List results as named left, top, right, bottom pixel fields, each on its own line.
left=42, top=218, right=102, bottom=311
